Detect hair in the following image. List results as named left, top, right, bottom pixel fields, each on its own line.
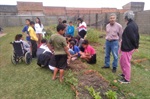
left=30, top=21, right=35, bottom=25
left=62, top=20, right=67, bottom=24
left=58, top=18, right=62, bottom=21
left=15, top=34, right=22, bottom=41
left=26, top=19, right=30, bottom=22
left=75, top=35, right=81, bottom=41
left=124, top=10, right=135, bottom=21
left=41, top=39, right=47, bottom=43
left=110, top=13, right=117, bottom=19
left=82, top=40, right=89, bottom=45
left=57, top=24, right=66, bottom=32
left=69, top=21, right=72, bottom=23
left=70, top=41, right=75, bottom=46
left=36, top=17, right=42, bottom=27
left=66, top=34, right=73, bottom=38
left=77, top=18, right=83, bottom=23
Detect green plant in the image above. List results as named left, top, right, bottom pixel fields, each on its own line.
left=105, top=90, right=117, bottom=99
left=85, top=86, right=102, bottom=99
left=64, top=70, right=78, bottom=86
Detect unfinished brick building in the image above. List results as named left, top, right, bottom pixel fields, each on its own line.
left=17, top=2, right=44, bottom=16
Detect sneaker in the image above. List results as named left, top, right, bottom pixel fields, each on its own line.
left=112, top=67, right=117, bottom=73
left=118, top=78, right=130, bottom=84
left=118, top=74, right=125, bottom=78
left=112, top=69, right=116, bottom=73
left=101, top=66, right=110, bottom=69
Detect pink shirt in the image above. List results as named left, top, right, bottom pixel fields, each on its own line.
left=84, top=45, right=96, bottom=55
left=106, top=22, right=123, bottom=41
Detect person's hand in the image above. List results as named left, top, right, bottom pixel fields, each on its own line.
left=68, top=55, right=71, bottom=59
left=135, top=49, right=139, bottom=52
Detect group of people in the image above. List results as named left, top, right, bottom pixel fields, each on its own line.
left=102, top=11, right=139, bottom=84
left=21, top=17, right=44, bottom=58
left=14, top=10, right=139, bottom=84
left=14, top=17, right=96, bottom=83
left=48, top=18, right=96, bottom=82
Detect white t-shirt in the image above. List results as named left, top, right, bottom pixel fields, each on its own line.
left=35, top=23, right=44, bottom=34
left=40, top=44, right=52, bottom=53
left=78, top=22, right=87, bottom=32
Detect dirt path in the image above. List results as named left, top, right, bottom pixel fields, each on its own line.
left=68, top=60, right=111, bottom=99
left=0, top=33, right=6, bottom=38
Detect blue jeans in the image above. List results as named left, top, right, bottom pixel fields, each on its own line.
left=69, top=49, right=75, bottom=55
left=105, top=40, right=119, bottom=68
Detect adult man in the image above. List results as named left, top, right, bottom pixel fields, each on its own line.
left=119, top=11, right=139, bottom=83
left=102, top=13, right=123, bottom=73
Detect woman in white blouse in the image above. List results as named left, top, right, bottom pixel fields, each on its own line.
left=35, top=17, right=44, bottom=45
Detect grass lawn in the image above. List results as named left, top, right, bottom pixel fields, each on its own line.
left=0, top=27, right=75, bottom=99
left=86, top=28, right=150, bottom=99
left=0, top=26, right=150, bottom=99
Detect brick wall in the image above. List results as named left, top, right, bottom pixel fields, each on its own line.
left=44, top=7, right=66, bottom=16
left=17, top=2, right=43, bottom=15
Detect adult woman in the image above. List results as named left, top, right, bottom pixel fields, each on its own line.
left=77, top=18, right=87, bottom=39
left=35, top=17, right=44, bottom=45
left=119, top=11, right=139, bottom=84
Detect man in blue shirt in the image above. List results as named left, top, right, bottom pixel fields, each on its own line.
left=22, top=19, right=31, bottom=42
left=67, top=21, right=75, bottom=37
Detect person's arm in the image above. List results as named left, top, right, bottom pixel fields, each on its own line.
left=62, top=38, right=71, bottom=57
left=118, top=25, right=123, bottom=42
left=64, top=46, right=71, bottom=56
left=22, top=26, right=26, bottom=34
left=24, top=41, right=30, bottom=48
left=47, top=43, right=54, bottom=53
left=28, top=27, right=38, bottom=41
left=126, top=26, right=139, bottom=49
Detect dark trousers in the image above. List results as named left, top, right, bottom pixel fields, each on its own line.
left=31, top=40, right=37, bottom=58
left=79, top=30, right=87, bottom=38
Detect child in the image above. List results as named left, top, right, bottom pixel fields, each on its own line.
left=37, top=39, right=52, bottom=57
left=35, top=17, right=44, bottom=45
left=62, top=20, right=69, bottom=36
left=73, top=35, right=85, bottom=52
left=15, top=34, right=30, bottom=52
left=67, top=21, right=75, bottom=37
left=28, top=21, right=38, bottom=58
left=77, top=18, right=87, bottom=39
left=49, top=24, right=71, bottom=82
left=80, top=40, right=96, bottom=64
left=22, top=19, right=31, bottom=44
left=69, top=41, right=80, bottom=60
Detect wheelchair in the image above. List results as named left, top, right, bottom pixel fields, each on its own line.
left=10, top=41, right=32, bottom=65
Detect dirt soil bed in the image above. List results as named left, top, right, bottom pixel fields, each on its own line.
left=69, top=60, right=111, bottom=99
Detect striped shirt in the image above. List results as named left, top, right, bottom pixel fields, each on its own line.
left=78, top=22, right=87, bottom=32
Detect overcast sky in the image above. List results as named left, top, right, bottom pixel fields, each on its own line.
left=0, top=0, right=149, bottom=10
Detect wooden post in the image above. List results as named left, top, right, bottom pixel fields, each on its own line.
left=96, top=13, right=98, bottom=29
left=89, top=11, right=91, bottom=27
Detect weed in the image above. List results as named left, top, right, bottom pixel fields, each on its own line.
left=105, top=90, right=117, bottom=99
left=85, top=86, right=102, bottom=99
left=64, top=70, right=78, bottom=86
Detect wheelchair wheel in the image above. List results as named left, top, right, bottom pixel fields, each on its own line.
left=25, top=52, right=32, bottom=64
left=11, top=53, right=18, bottom=65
